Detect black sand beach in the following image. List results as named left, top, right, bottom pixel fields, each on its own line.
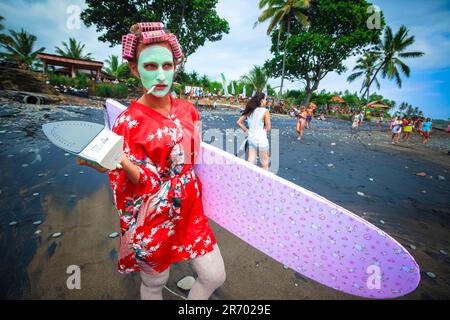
left=0, top=102, right=449, bottom=299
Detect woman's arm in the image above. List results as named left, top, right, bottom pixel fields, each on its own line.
left=264, top=110, right=271, bottom=132
left=236, top=115, right=248, bottom=133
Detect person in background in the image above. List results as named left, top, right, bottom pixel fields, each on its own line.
left=267, top=99, right=273, bottom=112
left=378, top=111, right=385, bottom=129
left=236, top=93, right=271, bottom=170
left=391, top=115, right=403, bottom=144
left=296, top=107, right=307, bottom=140
left=422, top=117, right=433, bottom=144
left=402, top=117, right=414, bottom=142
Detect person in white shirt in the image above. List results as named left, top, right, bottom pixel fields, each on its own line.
left=236, top=92, right=271, bottom=170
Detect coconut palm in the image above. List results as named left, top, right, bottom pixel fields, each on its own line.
left=55, top=37, right=93, bottom=60
left=104, top=54, right=129, bottom=79
left=360, top=25, right=424, bottom=102
left=0, top=16, right=12, bottom=47
left=258, top=0, right=310, bottom=95
left=241, top=66, right=269, bottom=94
left=0, top=28, right=45, bottom=69
left=347, top=52, right=381, bottom=105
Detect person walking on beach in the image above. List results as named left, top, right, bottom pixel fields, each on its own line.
left=296, top=107, right=307, bottom=140
left=402, top=117, right=413, bottom=142
left=236, top=92, right=271, bottom=170
left=351, top=111, right=360, bottom=131
left=422, top=117, right=433, bottom=144
left=77, top=22, right=226, bottom=300
left=378, top=112, right=385, bottom=129
left=305, top=103, right=315, bottom=129
left=391, top=116, right=403, bottom=144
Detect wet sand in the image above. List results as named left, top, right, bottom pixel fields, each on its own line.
left=0, top=102, right=449, bottom=299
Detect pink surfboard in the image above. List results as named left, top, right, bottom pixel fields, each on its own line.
left=104, top=99, right=420, bottom=299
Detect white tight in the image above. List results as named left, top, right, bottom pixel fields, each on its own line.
left=139, top=244, right=226, bottom=300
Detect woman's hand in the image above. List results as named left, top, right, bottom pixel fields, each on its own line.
left=76, top=158, right=109, bottom=173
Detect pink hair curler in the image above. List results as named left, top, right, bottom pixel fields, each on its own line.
left=141, top=30, right=168, bottom=44
left=122, top=34, right=138, bottom=60
left=138, top=22, right=164, bottom=32
left=168, top=33, right=184, bottom=62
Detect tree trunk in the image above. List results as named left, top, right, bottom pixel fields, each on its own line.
left=279, top=18, right=291, bottom=97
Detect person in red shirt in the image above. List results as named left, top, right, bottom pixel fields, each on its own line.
left=77, top=22, right=225, bottom=300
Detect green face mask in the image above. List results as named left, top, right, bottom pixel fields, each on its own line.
left=137, top=45, right=174, bottom=97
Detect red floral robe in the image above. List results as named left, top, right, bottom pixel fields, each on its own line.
left=108, top=97, right=216, bottom=274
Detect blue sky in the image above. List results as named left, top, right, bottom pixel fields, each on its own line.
left=1, top=0, right=449, bottom=119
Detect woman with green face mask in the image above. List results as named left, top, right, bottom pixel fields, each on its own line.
left=78, top=22, right=226, bottom=300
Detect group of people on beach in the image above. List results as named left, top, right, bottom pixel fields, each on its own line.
left=390, top=115, right=433, bottom=145
left=288, top=103, right=317, bottom=141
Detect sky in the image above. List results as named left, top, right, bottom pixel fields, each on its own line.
left=0, top=0, right=449, bottom=119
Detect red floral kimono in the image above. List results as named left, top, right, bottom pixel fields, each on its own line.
left=108, top=97, right=216, bottom=274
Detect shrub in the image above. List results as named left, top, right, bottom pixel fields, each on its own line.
left=94, top=83, right=128, bottom=98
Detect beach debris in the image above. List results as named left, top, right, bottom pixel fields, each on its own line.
left=79, top=171, right=84, bottom=174
left=32, top=220, right=42, bottom=225
left=37, top=173, right=45, bottom=177
left=21, top=163, right=29, bottom=168
left=283, top=265, right=289, bottom=270
left=438, top=175, right=446, bottom=181
left=177, top=276, right=196, bottom=290
left=415, top=172, right=427, bottom=177
left=0, top=130, right=7, bottom=134
left=255, top=262, right=260, bottom=268
left=9, top=221, right=18, bottom=226
left=409, top=245, right=416, bottom=250
left=34, top=229, right=42, bottom=235
left=425, top=272, right=436, bottom=279
left=439, top=250, right=447, bottom=256
left=330, top=151, right=335, bottom=154
left=108, top=232, right=119, bottom=239
left=294, top=283, right=299, bottom=287
left=369, top=178, right=374, bottom=181
left=64, top=174, right=69, bottom=177
left=331, top=143, right=336, bottom=146
left=327, top=163, right=334, bottom=168
left=33, top=193, right=39, bottom=196
left=64, top=153, right=70, bottom=156
left=380, top=220, right=385, bottom=225
left=51, top=232, right=62, bottom=238
left=362, top=212, right=367, bottom=216
left=421, top=190, right=427, bottom=194
left=357, top=191, right=365, bottom=197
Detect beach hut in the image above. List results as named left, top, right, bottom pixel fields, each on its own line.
left=37, top=53, right=104, bottom=79
left=367, top=100, right=391, bottom=116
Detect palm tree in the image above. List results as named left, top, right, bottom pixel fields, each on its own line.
left=347, top=52, right=381, bottom=106
left=241, top=66, right=269, bottom=94
left=0, top=16, right=12, bottom=47
left=104, top=54, right=129, bottom=79
left=258, top=0, right=310, bottom=96
left=360, top=25, right=424, bottom=109
left=55, top=38, right=92, bottom=60
left=0, top=28, right=45, bottom=69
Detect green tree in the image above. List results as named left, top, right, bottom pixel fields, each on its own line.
left=0, top=28, right=45, bottom=69
left=0, top=16, right=12, bottom=48
left=265, top=0, right=384, bottom=106
left=241, top=66, right=270, bottom=94
left=80, top=0, right=229, bottom=67
left=258, top=0, right=310, bottom=95
left=359, top=25, right=425, bottom=104
left=104, top=54, right=130, bottom=79
left=55, top=38, right=93, bottom=60
left=347, top=52, right=380, bottom=105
